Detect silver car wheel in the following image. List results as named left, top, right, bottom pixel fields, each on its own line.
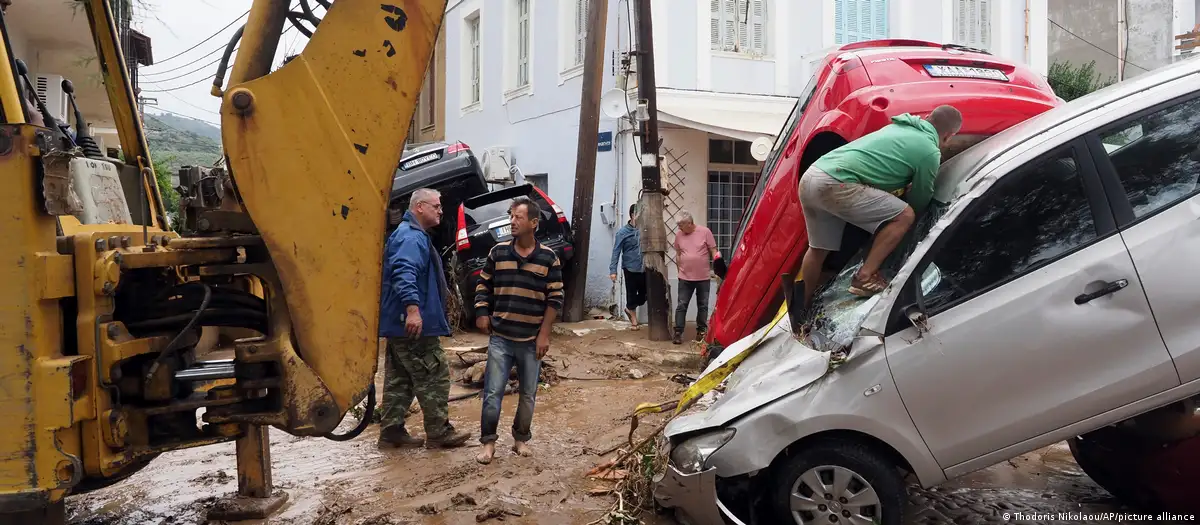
left=789, top=464, right=881, bottom=525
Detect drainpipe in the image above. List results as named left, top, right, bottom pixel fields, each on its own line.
left=1024, top=0, right=1031, bottom=64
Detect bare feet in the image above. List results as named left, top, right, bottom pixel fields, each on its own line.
left=625, top=308, right=639, bottom=328
left=476, top=442, right=496, bottom=464
left=511, top=441, right=533, bottom=457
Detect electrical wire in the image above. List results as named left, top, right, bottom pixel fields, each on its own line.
left=146, top=105, right=222, bottom=126
left=140, top=48, right=237, bottom=84
left=142, top=20, right=301, bottom=94
left=159, top=89, right=221, bottom=116
left=150, top=9, right=250, bottom=65
left=1048, top=18, right=1148, bottom=72
left=141, top=40, right=237, bottom=77
left=1122, top=0, right=1130, bottom=79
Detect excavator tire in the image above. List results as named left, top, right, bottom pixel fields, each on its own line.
left=1068, top=425, right=1200, bottom=514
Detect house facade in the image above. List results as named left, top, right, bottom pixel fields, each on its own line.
left=5, top=0, right=151, bottom=154
left=408, top=24, right=448, bottom=145
left=1049, top=0, right=1198, bottom=82
left=442, top=0, right=1052, bottom=319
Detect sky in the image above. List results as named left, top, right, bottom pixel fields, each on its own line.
left=134, top=0, right=315, bottom=128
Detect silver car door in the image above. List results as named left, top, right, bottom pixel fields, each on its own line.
left=1087, top=93, right=1200, bottom=383
left=882, top=140, right=1178, bottom=470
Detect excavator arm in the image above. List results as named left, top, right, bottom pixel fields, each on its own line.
left=0, top=0, right=445, bottom=521
left=215, top=0, right=445, bottom=435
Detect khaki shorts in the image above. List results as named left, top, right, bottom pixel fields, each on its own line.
left=798, top=167, right=908, bottom=251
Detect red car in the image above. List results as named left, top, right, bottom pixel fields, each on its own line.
left=704, top=39, right=1062, bottom=358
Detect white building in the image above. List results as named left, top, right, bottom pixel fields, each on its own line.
left=443, top=0, right=1052, bottom=320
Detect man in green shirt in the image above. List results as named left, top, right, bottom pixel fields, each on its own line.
left=798, top=105, right=962, bottom=306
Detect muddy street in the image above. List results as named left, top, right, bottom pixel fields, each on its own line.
left=66, top=322, right=1152, bottom=525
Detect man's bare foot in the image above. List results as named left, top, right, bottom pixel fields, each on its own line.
left=625, top=308, right=639, bottom=328
left=476, top=442, right=496, bottom=464
left=511, top=441, right=533, bottom=457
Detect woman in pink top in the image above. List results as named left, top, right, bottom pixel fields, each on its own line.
left=672, top=211, right=721, bottom=345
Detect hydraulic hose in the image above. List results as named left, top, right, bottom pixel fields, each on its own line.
left=323, top=383, right=375, bottom=441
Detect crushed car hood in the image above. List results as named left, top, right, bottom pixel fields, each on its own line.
left=665, top=317, right=831, bottom=438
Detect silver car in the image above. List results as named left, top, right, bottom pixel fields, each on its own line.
left=653, top=55, right=1200, bottom=525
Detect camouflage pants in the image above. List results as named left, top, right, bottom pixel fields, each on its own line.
left=380, top=336, right=454, bottom=438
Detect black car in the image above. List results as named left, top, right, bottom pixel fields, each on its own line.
left=451, top=182, right=575, bottom=320
left=387, top=140, right=489, bottom=254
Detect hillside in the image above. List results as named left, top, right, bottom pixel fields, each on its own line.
left=144, top=112, right=223, bottom=178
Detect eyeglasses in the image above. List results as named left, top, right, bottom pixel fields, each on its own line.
left=417, top=201, right=443, bottom=210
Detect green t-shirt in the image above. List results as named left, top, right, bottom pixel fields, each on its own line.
left=811, top=113, right=942, bottom=212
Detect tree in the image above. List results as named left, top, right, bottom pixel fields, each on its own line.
left=151, top=152, right=181, bottom=229
left=1047, top=60, right=1115, bottom=102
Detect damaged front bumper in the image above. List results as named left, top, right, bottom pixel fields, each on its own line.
left=652, top=463, right=745, bottom=525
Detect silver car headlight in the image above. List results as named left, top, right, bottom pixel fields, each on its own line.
left=669, top=428, right=735, bottom=474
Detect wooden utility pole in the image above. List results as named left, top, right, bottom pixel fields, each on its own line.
left=634, top=0, right=670, bottom=341
left=562, top=0, right=610, bottom=322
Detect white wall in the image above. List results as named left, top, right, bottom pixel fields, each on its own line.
left=444, top=0, right=1053, bottom=309
left=444, top=0, right=629, bottom=308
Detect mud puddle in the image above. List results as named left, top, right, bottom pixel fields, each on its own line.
left=66, top=328, right=692, bottom=525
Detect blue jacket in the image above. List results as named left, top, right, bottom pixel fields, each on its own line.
left=609, top=222, right=644, bottom=274
left=379, top=211, right=450, bottom=338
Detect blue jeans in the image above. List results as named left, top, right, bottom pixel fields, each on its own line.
left=479, top=335, right=541, bottom=444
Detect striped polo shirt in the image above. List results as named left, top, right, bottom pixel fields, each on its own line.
left=474, top=240, right=565, bottom=342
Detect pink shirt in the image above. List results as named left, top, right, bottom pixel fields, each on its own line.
left=674, top=225, right=718, bottom=282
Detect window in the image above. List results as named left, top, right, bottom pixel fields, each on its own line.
left=708, top=170, right=760, bottom=259
left=420, top=49, right=436, bottom=128
left=525, top=173, right=548, bottom=193
left=710, top=0, right=768, bottom=54
left=1097, top=96, right=1200, bottom=220
left=571, top=0, right=589, bottom=69
left=952, top=0, right=990, bottom=50
left=707, top=138, right=762, bottom=258
left=834, top=0, right=888, bottom=45
left=708, top=138, right=756, bottom=165
left=466, top=14, right=481, bottom=107
left=919, top=148, right=1097, bottom=313
left=516, top=0, right=531, bottom=88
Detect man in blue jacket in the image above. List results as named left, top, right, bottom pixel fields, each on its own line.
left=378, top=188, right=470, bottom=449
left=609, top=203, right=645, bottom=327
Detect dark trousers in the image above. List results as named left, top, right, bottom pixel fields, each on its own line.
left=623, top=269, right=647, bottom=311
left=674, top=279, right=710, bottom=336
left=479, top=335, right=541, bottom=444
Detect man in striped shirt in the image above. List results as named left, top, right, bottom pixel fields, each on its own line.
left=473, top=196, right=564, bottom=464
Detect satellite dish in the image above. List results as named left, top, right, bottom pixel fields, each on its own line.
left=750, top=136, right=773, bottom=161
left=600, top=88, right=629, bottom=119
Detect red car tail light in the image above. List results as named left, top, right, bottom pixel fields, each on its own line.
left=456, top=203, right=470, bottom=251
left=446, top=141, right=470, bottom=155
left=532, top=186, right=568, bottom=223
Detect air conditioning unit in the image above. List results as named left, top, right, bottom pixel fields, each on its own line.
left=34, top=74, right=70, bottom=125
left=480, top=146, right=514, bottom=183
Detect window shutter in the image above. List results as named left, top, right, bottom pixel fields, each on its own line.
left=834, top=0, right=846, bottom=44
left=956, top=0, right=967, bottom=43
left=710, top=0, right=721, bottom=48
left=736, top=0, right=749, bottom=51
left=723, top=0, right=736, bottom=51
left=875, top=0, right=888, bottom=40
left=750, top=0, right=766, bottom=53
left=852, top=0, right=867, bottom=43
left=575, top=0, right=588, bottom=66
left=978, top=0, right=990, bottom=49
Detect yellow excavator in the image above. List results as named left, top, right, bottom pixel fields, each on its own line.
left=0, top=0, right=445, bottom=522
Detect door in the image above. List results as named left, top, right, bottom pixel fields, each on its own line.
left=1087, top=93, right=1200, bottom=384
left=883, top=141, right=1179, bottom=469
